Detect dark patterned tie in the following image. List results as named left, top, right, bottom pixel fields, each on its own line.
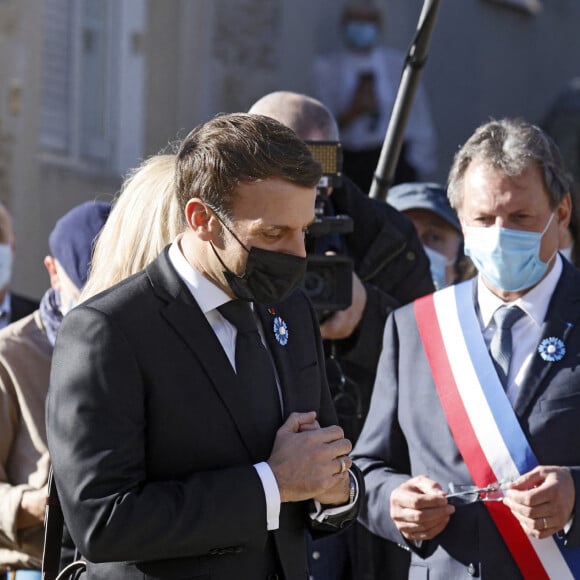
left=489, top=306, right=525, bottom=389
left=218, top=301, right=282, bottom=457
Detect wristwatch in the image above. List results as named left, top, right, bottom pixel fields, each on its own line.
left=348, top=471, right=357, bottom=504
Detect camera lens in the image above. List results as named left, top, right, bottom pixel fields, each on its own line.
left=303, top=270, right=327, bottom=299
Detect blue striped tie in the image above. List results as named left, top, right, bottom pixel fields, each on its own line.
left=489, top=306, right=525, bottom=388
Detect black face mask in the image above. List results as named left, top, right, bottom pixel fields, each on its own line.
left=210, top=213, right=307, bottom=304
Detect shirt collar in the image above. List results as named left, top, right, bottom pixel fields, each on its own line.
left=477, top=253, right=563, bottom=330
left=168, top=236, right=231, bottom=314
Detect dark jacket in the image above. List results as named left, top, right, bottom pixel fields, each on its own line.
left=326, top=176, right=434, bottom=442
left=9, top=292, right=38, bottom=323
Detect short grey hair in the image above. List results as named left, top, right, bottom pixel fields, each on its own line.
left=447, top=118, right=571, bottom=211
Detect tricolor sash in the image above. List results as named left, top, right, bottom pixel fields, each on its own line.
left=414, top=281, right=580, bottom=579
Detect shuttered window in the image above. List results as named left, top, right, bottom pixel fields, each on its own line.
left=40, top=0, right=74, bottom=153
left=40, top=0, right=145, bottom=174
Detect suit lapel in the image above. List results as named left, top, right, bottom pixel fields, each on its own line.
left=256, top=301, right=320, bottom=419
left=513, top=262, right=580, bottom=417
left=146, top=251, right=277, bottom=463
left=255, top=305, right=296, bottom=418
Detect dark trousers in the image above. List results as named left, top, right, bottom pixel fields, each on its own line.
left=308, top=523, right=410, bottom=580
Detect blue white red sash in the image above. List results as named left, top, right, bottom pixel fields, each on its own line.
left=414, top=281, right=580, bottom=579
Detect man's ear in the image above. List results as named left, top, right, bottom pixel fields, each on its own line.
left=185, top=199, right=219, bottom=241
left=556, top=192, right=572, bottom=230
left=43, top=255, right=61, bottom=291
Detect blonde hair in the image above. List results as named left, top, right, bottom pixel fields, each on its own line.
left=80, top=154, right=184, bottom=301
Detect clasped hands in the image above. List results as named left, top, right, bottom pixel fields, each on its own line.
left=267, top=411, right=352, bottom=506
left=390, top=466, right=575, bottom=542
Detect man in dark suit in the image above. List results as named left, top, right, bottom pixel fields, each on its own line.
left=46, top=113, right=361, bottom=580
left=353, top=118, right=580, bottom=578
left=0, top=203, right=37, bottom=327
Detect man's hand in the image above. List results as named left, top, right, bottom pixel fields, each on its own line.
left=268, top=411, right=352, bottom=503
left=320, top=272, right=367, bottom=340
left=17, top=485, right=48, bottom=529
left=390, top=475, right=455, bottom=542
left=503, top=465, right=575, bottom=539
left=313, top=471, right=351, bottom=506
left=296, top=416, right=351, bottom=506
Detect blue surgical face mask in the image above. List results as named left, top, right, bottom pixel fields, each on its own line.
left=464, top=213, right=556, bottom=292
left=423, top=245, right=453, bottom=290
left=344, top=20, right=379, bottom=50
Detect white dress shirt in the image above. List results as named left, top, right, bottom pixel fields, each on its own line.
left=477, top=254, right=563, bottom=405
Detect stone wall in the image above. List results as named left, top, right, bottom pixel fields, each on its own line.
left=212, top=0, right=281, bottom=112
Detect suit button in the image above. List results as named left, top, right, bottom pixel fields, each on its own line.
left=467, top=562, right=477, bottom=576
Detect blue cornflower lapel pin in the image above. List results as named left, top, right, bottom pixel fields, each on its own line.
left=268, top=308, right=289, bottom=346
left=537, top=336, right=566, bottom=362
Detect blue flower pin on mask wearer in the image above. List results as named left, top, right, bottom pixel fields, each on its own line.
left=537, top=336, right=566, bottom=362
left=270, top=308, right=289, bottom=346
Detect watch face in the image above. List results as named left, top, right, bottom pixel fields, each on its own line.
left=348, top=473, right=357, bottom=504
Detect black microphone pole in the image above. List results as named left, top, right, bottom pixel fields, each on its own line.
left=369, top=0, right=442, bottom=201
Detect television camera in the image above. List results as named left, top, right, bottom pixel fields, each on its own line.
left=302, top=141, right=353, bottom=319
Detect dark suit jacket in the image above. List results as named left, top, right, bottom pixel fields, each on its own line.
left=353, top=260, right=580, bottom=579
left=46, top=249, right=360, bottom=580
left=9, top=292, right=38, bottom=323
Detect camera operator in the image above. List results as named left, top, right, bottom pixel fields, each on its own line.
left=249, top=91, right=434, bottom=580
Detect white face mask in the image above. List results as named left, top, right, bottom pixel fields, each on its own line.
left=0, top=244, right=13, bottom=289
left=423, top=245, right=453, bottom=290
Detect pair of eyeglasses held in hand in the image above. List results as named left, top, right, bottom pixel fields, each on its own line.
left=446, top=481, right=511, bottom=506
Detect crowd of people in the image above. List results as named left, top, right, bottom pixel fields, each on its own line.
left=1, top=1, right=580, bottom=579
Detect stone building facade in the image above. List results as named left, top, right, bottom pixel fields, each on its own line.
left=1, top=0, right=579, bottom=297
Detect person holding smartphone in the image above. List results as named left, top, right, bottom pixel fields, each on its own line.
left=312, top=0, right=438, bottom=193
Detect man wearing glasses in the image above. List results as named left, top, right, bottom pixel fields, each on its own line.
left=353, top=118, right=580, bottom=578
